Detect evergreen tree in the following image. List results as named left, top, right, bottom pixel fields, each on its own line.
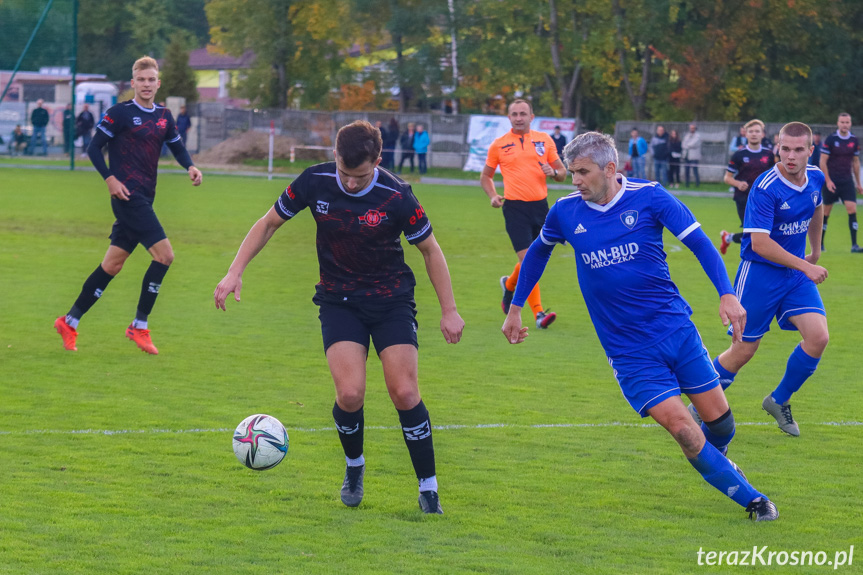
left=159, top=35, right=198, bottom=105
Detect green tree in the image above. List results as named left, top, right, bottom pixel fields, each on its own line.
left=159, top=34, right=198, bottom=104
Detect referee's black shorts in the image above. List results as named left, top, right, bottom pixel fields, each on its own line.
left=317, top=298, right=418, bottom=355
left=109, top=194, right=167, bottom=253
left=823, top=180, right=857, bottom=205
left=502, top=198, right=549, bottom=252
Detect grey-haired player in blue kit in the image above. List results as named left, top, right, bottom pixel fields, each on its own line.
left=502, top=131, right=778, bottom=521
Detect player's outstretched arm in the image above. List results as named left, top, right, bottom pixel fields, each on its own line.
left=214, top=207, right=286, bottom=311
left=165, top=139, right=201, bottom=186
left=751, top=232, right=827, bottom=284
left=415, top=233, right=464, bottom=344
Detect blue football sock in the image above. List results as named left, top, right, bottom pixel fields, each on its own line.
left=688, top=442, right=763, bottom=507
left=772, top=344, right=820, bottom=405
left=713, top=356, right=736, bottom=390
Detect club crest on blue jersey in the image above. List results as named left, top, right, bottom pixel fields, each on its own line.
left=811, top=192, right=818, bottom=205
left=316, top=200, right=329, bottom=214
left=533, top=141, right=546, bottom=156
left=620, top=210, right=639, bottom=229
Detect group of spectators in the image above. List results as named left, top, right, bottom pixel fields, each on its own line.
left=374, top=120, right=430, bottom=174
left=627, top=124, right=703, bottom=188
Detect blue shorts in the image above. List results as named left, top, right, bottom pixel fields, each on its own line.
left=732, top=260, right=825, bottom=341
left=607, top=321, right=720, bottom=417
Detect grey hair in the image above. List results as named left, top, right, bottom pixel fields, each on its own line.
left=562, top=131, right=618, bottom=170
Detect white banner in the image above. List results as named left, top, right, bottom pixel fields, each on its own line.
left=463, top=115, right=577, bottom=172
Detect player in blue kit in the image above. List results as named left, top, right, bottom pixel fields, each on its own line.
left=711, top=122, right=828, bottom=437
left=501, top=132, right=778, bottom=521
left=54, top=57, right=202, bottom=355
left=214, top=121, right=464, bottom=514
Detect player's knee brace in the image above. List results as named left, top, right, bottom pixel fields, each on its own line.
left=704, top=408, right=735, bottom=438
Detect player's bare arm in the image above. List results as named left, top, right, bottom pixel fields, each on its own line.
left=805, top=203, right=824, bottom=264
left=415, top=233, right=465, bottom=344
left=106, top=175, right=130, bottom=201
left=853, top=156, right=863, bottom=194
left=723, top=171, right=747, bottom=192
left=214, top=207, right=286, bottom=310
left=819, top=154, right=835, bottom=192
left=501, top=304, right=529, bottom=344
left=751, top=232, right=828, bottom=284
left=480, top=165, right=504, bottom=208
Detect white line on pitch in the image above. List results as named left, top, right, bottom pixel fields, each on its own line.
left=0, top=420, right=861, bottom=436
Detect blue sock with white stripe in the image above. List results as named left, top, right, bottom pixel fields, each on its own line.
left=713, top=356, right=736, bottom=390
left=688, top=442, right=762, bottom=507
left=771, top=344, right=820, bottom=404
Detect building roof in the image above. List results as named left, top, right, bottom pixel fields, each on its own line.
left=188, top=48, right=255, bottom=70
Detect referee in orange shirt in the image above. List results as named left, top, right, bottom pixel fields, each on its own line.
left=481, top=99, right=567, bottom=329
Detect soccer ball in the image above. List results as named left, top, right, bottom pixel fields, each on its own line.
left=232, top=414, right=289, bottom=470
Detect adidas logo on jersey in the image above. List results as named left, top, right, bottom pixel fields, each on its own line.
left=780, top=202, right=791, bottom=210
left=573, top=223, right=587, bottom=234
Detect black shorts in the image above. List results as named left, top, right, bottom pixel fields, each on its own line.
left=318, top=299, right=418, bottom=355
left=502, top=199, right=549, bottom=252
left=824, top=180, right=857, bottom=205
left=109, top=194, right=167, bottom=252
left=734, top=198, right=747, bottom=226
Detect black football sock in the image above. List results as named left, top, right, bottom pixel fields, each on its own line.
left=398, top=399, right=436, bottom=482
left=822, top=215, right=829, bottom=246
left=333, top=402, right=364, bottom=460
left=68, top=264, right=115, bottom=321
left=849, top=213, right=858, bottom=245
left=731, top=232, right=743, bottom=244
left=135, top=261, right=170, bottom=323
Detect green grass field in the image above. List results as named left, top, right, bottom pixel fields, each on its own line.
left=1, top=167, right=861, bottom=574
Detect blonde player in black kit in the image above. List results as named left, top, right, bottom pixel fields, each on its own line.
left=214, top=121, right=464, bottom=514
left=54, top=56, right=202, bottom=355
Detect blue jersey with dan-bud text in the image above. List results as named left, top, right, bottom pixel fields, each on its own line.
left=539, top=176, right=702, bottom=355
left=741, top=165, right=824, bottom=266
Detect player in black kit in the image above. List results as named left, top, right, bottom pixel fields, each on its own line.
left=214, top=120, right=464, bottom=514
left=719, top=119, right=775, bottom=254
left=819, top=112, right=863, bottom=252
left=54, top=56, right=202, bottom=354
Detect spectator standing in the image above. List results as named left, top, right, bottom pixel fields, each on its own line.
left=668, top=129, right=682, bottom=188
left=650, top=125, right=670, bottom=185
left=729, top=125, right=747, bottom=153
left=176, top=105, right=192, bottom=145
left=682, top=123, right=702, bottom=187
left=550, top=125, right=567, bottom=157
left=76, top=104, right=96, bottom=156
left=413, top=124, right=430, bottom=175
left=398, top=123, right=416, bottom=173
left=628, top=128, right=648, bottom=179
left=382, top=118, right=399, bottom=171
left=63, top=103, right=75, bottom=154
left=29, top=99, right=50, bottom=156
left=808, top=132, right=822, bottom=167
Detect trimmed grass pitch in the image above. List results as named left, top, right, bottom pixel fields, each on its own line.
left=1, top=167, right=861, bottom=574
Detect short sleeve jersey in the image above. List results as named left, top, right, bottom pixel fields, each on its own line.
left=821, top=131, right=859, bottom=182
left=96, top=100, right=181, bottom=199
left=741, top=165, right=824, bottom=266
left=539, top=176, right=701, bottom=355
left=273, top=163, right=433, bottom=303
left=726, top=146, right=775, bottom=202
left=485, top=130, right=560, bottom=202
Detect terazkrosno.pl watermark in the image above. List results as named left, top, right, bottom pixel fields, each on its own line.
left=696, top=546, right=854, bottom=569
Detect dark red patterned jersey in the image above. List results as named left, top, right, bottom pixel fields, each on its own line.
left=95, top=100, right=181, bottom=199
left=726, top=145, right=775, bottom=202
left=821, top=131, right=860, bottom=183
left=273, top=163, right=433, bottom=303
